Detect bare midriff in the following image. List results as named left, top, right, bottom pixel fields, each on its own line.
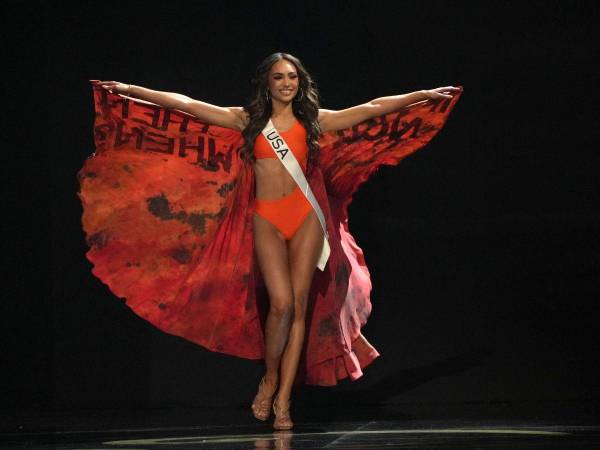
left=253, top=160, right=300, bottom=200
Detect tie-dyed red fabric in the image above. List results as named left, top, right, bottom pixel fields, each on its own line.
left=78, top=84, right=463, bottom=385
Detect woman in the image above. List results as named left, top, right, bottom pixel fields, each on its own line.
left=91, top=52, right=460, bottom=430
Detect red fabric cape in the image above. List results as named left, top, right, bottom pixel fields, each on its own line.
left=77, top=84, right=463, bottom=385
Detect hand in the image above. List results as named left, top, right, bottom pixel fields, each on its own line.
left=423, top=86, right=461, bottom=100
left=90, top=80, right=130, bottom=95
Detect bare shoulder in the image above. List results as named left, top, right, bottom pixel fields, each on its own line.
left=318, top=108, right=334, bottom=119
left=318, top=108, right=336, bottom=133
left=230, top=107, right=250, bottom=131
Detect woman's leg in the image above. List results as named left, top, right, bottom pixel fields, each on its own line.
left=252, top=213, right=295, bottom=392
left=277, top=211, right=324, bottom=403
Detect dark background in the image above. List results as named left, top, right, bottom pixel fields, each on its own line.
left=7, top=0, right=600, bottom=421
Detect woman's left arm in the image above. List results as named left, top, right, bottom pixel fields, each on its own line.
left=319, top=86, right=460, bottom=133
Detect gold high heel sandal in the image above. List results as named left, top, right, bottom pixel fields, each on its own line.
left=251, top=376, right=277, bottom=421
left=272, top=395, right=293, bottom=430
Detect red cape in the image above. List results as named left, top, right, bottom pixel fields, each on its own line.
left=78, top=84, right=463, bottom=385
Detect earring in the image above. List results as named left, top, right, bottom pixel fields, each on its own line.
left=265, top=89, right=271, bottom=101
left=294, top=88, right=304, bottom=102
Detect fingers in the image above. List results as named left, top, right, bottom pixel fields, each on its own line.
left=434, top=86, right=460, bottom=92
left=90, top=80, right=124, bottom=94
left=441, top=86, right=461, bottom=95
left=432, top=86, right=461, bottom=98
left=90, top=80, right=119, bottom=87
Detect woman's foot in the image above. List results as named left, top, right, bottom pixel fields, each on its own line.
left=272, top=395, right=293, bottom=430
left=251, top=375, right=278, bottom=421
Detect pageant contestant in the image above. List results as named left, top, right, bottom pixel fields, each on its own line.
left=83, top=52, right=462, bottom=430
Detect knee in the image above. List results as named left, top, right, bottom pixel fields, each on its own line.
left=293, top=290, right=309, bottom=320
left=269, top=299, right=295, bottom=322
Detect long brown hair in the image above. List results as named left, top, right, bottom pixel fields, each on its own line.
left=240, top=53, right=321, bottom=169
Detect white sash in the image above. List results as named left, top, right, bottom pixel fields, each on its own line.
left=260, top=119, right=330, bottom=271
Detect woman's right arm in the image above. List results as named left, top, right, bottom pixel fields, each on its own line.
left=92, top=80, right=247, bottom=131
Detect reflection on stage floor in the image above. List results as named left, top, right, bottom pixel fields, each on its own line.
left=3, top=401, right=599, bottom=449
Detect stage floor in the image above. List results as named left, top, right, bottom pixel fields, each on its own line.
left=3, top=401, right=599, bottom=449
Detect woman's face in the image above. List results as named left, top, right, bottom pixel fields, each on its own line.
left=267, top=58, right=300, bottom=104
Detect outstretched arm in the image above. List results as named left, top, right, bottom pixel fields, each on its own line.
left=318, top=86, right=460, bottom=133
left=91, top=80, right=248, bottom=131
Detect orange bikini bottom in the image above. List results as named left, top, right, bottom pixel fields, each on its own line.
left=254, top=185, right=313, bottom=240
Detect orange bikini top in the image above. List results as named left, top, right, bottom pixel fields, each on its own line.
left=254, top=120, right=308, bottom=171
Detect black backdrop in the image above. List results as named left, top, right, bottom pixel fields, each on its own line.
left=8, top=0, right=599, bottom=415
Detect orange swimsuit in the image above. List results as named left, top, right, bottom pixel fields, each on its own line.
left=253, top=120, right=313, bottom=240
